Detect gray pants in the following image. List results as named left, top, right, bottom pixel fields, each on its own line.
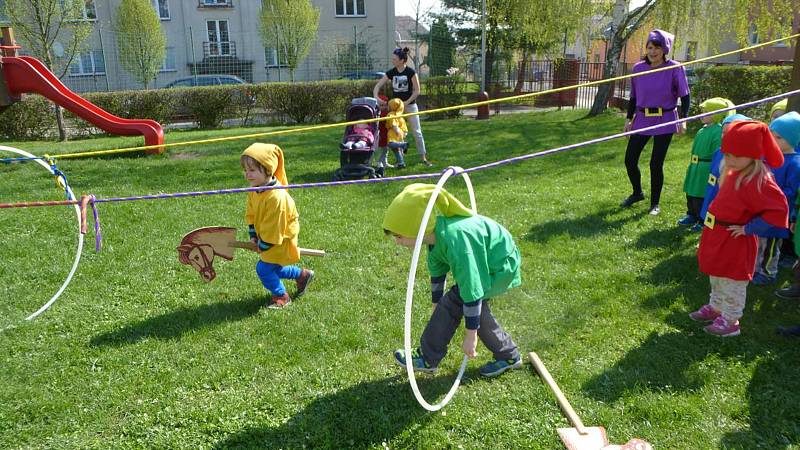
left=421, top=285, right=519, bottom=367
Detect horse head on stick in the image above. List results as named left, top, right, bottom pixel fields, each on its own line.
left=176, top=227, right=236, bottom=282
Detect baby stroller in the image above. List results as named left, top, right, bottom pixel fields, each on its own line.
left=333, top=97, right=383, bottom=181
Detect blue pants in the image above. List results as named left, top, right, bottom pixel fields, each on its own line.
left=256, top=261, right=301, bottom=296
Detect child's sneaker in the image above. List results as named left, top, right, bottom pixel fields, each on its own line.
left=704, top=316, right=740, bottom=337
left=775, top=284, right=800, bottom=300
left=268, top=293, right=291, bottom=309
left=295, top=269, right=314, bottom=298
left=677, top=214, right=698, bottom=226
left=479, top=357, right=522, bottom=377
left=689, top=222, right=703, bottom=233
left=779, top=255, right=797, bottom=269
left=688, top=304, right=721, bottom=322
left=776, top=325, right=800, bottom=336
left=393, top=348, right=437, bottom=373
left=423, top=160, right=433, bottom=167
left=752, top=272, right=777, bottom=285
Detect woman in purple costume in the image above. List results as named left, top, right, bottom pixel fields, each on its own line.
left=620, top=29, right=691, bottom=216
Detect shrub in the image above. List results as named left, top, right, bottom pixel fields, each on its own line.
left=691, top=65, right=791, bottom=122
left=424, top=72, right=467, bottom=120
left=255, top=80, right=373, bottom=124
left=0, top=96, right=56, bottom=140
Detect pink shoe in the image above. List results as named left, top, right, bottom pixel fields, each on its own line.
left=689, top=304, right=721, bottom=322
left=704, top=316, right=740, bottom=337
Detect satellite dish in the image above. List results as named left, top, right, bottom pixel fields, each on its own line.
left=52, top=42, right=65, bottom=58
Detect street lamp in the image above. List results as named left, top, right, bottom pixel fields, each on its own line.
left=480, top=0, right=486, bottom=92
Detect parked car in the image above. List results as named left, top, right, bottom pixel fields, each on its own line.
left=685, top=68, right=697, bottom=87
left=340, top=71, right=385, bottom=80
left=164, top=75, right=246, bottom=88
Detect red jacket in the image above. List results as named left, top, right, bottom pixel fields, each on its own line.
left=698, top=170, right=788, bottom=281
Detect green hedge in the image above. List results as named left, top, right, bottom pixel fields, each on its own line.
left=691, top=65, right=792, bottom=122
left=0, top=79, right=376, bottom=139
left=424, top=75, right=467, bottom=120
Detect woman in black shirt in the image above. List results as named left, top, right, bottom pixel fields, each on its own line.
left=374, top=47, right=432, bottom=167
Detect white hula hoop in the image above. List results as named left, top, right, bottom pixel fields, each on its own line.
left=404, top=166, right=477, bottom=411
left=0, top=146, right=83, bottom=322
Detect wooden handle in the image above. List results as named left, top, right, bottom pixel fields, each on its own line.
left=528, top=352, right=588, bottom=434
left=229, top=241, right=326, bottom=257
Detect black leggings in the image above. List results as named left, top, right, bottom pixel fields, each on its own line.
left=624, top=133, right=674, bottom=206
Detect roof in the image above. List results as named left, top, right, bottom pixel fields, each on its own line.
left=395, top=16, right=430, bottom=42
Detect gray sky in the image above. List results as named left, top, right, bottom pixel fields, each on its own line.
left=395, top=0, right=441, bottom=22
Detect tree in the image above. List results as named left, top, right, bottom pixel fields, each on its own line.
left=437, top=0, right=597, bottom=89
left=587, top=0, right=798, bottom=116
left=409, top=0, right=436, bottom=72
left=4, top=0, right=94, bottom=141
left=506, top=0, right=598, bottom=93
left=115, top=0, right=166, bottom=89
left=424, top=18, right=456, bottom=76
left=259, top=0, right=320, bottom=82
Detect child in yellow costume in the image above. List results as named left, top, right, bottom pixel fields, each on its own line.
left=241, top=143, right=314, bottom=308
left=386, top=98, right=409, bottom=168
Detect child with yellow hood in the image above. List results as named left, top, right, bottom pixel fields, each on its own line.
left=241, top=143, right=313, bottom=308
left=386, top=98, right=409, bottom=169
left=383, top=183, right=522, bottom=377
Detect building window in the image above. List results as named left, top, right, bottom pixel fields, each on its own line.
left=748, top=24, right=759, bottom=45
left=160, top=47, right=176, bottom=71
left=62, top=0, right=97, bottom=21
left=68, top=50, right=105, bottom=76
left=151, top=0, right=170, bottom=20
left=772, top=19, right=791, bottom=47
left=265, top=47, right=287, bottom=68
left=200, top=0, right=232, bottom=7
left=206, top=20, right=232, bottom=56
left=335, top=0, right=365, bottom=17
left=685, top=41, right=697, bottom=60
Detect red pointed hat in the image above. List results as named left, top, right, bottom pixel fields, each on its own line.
left=721, top=121, right=784, bottom=169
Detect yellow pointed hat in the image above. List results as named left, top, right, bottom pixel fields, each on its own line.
left=242, top=143, right=288, bottom=185
left=383, top=183, right=474, bottom=238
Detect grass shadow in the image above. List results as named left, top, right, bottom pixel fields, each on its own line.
left=525, top=207, right=645, bottom=243
left=582, top=311, right=762, bottom=404
left=89, top=295, right=263, bottom=348
left=720, top=351, right=800, bottom=449
left=213, top=375, right=453, bottom=449
left=633, top=224, right=697, bottom=250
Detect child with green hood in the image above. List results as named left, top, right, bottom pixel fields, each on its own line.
left=678, top=97, right=734, bottom=228
left=383, top=183, right=522, bottom=377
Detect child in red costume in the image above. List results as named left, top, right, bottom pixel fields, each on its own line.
left=690, top=121, right=789, bottom=337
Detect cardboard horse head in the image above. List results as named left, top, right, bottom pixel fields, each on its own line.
left=177, top=227, right=238, bottom=282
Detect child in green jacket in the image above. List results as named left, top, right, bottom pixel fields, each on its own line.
left=383, top=183, right=522, bottom=377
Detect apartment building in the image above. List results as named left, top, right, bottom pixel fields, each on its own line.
left=2, top=0, right=396, bottom=92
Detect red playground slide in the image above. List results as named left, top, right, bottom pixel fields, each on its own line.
left=1, top=55, right=164, bottom=154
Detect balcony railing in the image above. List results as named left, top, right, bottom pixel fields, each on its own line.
left=203, top=41, right=236, bottom=58
left=198, top=0, right=233, bottom=8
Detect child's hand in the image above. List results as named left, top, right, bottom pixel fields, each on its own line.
left=462, top=330, right=478, bottom=358
left=623, top=120, right=632, bottom=132
left=677, top=122, right=687, bottom=135
left=727, top=225, right=746, bottom=237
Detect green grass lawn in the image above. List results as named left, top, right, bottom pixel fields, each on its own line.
left=2, top=110, right=800, bottom=449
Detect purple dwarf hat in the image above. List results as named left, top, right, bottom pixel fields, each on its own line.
left=648, top=29, right=674, bottom=55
